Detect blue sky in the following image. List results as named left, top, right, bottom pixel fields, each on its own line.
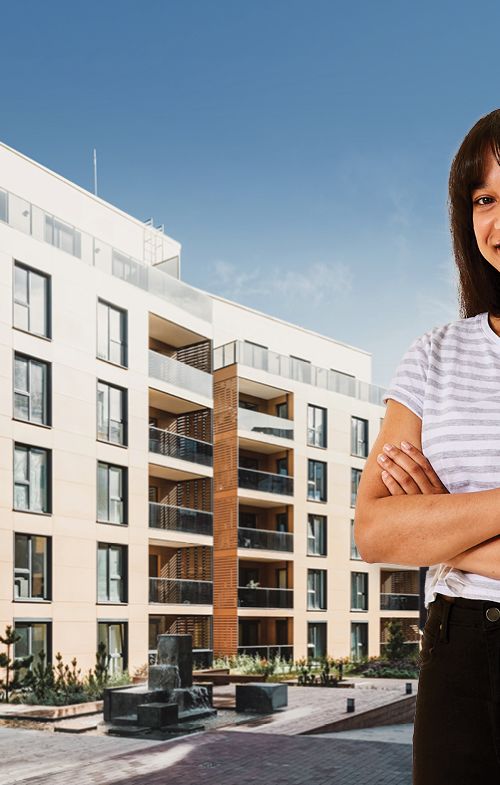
left=1, top=0, right=498, bottom=387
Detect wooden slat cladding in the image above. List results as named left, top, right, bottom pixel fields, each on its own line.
left=213, top=368, right=239, bottom=656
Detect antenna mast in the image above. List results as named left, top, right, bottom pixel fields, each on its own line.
left=93, top=148, right=98, bottom=195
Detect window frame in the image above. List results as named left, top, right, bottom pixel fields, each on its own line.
left=307, top=568, right=327, bottom=610
left=96, top=379, right=128, bottom=446
left=13, top=351, right=51, bottom=427
left=97, top=542, right=128, bottom=604
left=13, top=442, right=52, bottom=514
left=351, top=416, right=369, bottom=458
left=96, top=298, right=128, bottom=368
left=13, top=261, right=51, bottom=339
left=307, top=514, right=327, bottom=556
left=14, top=533, right=52, bottom=602
left=97, top=461, right=128, bottom=525
left=307, top=404, right=327, bottom=448
left=307, top=459, right=327, bottom=502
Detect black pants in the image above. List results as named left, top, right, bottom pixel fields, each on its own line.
left=413, top=592, right=500, bottom=783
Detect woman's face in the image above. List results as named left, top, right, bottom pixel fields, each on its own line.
left=472, top=147, right=500, bottom=273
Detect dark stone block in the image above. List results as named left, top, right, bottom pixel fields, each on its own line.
left=137, top=702, right=178, bottom=729
left=235, top=683, right=288, bottom=713
left=104, top=686, right=171, bottom=723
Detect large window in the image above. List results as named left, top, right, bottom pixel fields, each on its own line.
left=13, top=262, right=51, bottom=338
left=14, top=621, right=51, bottom=666
left=351, top=416, right=369, bottom=458
left=351, top=468, right=362, bottom=507
left=98, top=621, right=127, bottom=674
left=350, top=519, right=362, bottom=560
left=14, top=534, right=51, bottom=601
left=97, top=381, right=127, bottom=445
left=307, top=459, right=327, bottom=502
left=307, top=514, right=327, bottom=556
left=97, top=462, right=127, bottom=524
left=44, top=214, right=81, bottom=257
left=97, top=543, right=127, bottom=603
left=97, top=299, right=127, bottom=366
left=351, top=572, right=368, bottom=610
left=14, top=444, right=51, bottom=513
left=307, top=405, right=327, bottom=448
left=14, top=353, right=50, bottom=425
left=307, top=569, right=327, bottom=610
left=308, top=622, right=327, bottom=659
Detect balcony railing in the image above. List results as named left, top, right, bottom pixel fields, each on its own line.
left=149, top=350, right=213, bottom=399
left=237, top=644, right=294, bottom=661
left=214, top=340, right=386, bottom=405
left=238, top=587, right=293, bottom=609
left=238, top=526, right=293, bottom=552
left=149, top=502, right=213, bottom=536
left=238, top=467, right=293, bottom=496
left=149, top=578, right=213, bottom=605
left=149, top=425, right=213, bottom=466
left=380, top=592, right=420, bottom=611
left=238, top=407, right=294, bottom=440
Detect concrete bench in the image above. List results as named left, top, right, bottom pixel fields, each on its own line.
left=235, top=683, right=288, bottom=713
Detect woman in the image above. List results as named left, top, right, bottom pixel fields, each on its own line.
left=355, top=108, right=500, bottom=783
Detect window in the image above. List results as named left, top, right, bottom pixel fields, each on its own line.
left=276, top=457, right=288, bottom=476
left=14, top=621, right=51, bottom=666
left=351, top=621, right=368, bottom=661
left=307, top=514, right=327, bottom=556
left=13, top=262, right=50, bottom=338
left=308, top=622, right=327, bottom=658
left=44, top=214, right=81, bottom=257
left=14, top=444, right=51, bottom=513
left=351, top=468, right=362, bottom=507
left=351, top=416, right=369, bottom=457
left=351, top=571, right=368, bottom=610
left=97, top=462, right=127, bottom=524
left=14, top=353, right=50, bottom=425
left=307, top=405, right=327, bottom=448
left=307, top=459, right=327, bottom=502
left=97, top=381, right=127, bottom=445
left=97, top=543, right=127, bottom=603
left=239, top=511, right=257, bottom=529
left=276, top=512, right=288, bottom=532
left=276, top=402, right=288, bottom=418
left=307, top=569, right=327, bottom=610
left=350, top=519, right=362, bottom=559
left=97, top=299, right=127, bottom=366
left=98, top=621, right=127, bottom=674
left=0, top=188, right=7, bottom=222
left=14, top=534, right=51, bottom=600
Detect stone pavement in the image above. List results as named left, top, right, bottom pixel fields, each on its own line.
left=0, top=726, right=412, bottom=785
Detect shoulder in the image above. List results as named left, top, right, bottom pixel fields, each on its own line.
left=413, top=313, right=482, bottom=353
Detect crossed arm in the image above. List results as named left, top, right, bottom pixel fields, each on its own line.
left=376, top=441, right=500, bottom=580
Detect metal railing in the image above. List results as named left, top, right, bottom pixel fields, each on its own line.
left=149, top=578, right=213, bottom=605
left=237, top=644, right=294, bottom=661
left=149, top=350, right=213, bottom=399
left=237, top=526, right=293, bottom=552
left=380, top=592, right=420, bottom=611
left=238, top=586, right=293, bottom=609
left=149, top=502, right=213, bottom=536
left=149, top=425, right=213, bottom=466
left=238, top=467, right=293, bottom=496
left=238, top=407, right=294, bottom=440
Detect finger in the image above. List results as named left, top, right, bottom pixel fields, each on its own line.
left=379, top=455, right=422, bottom=494
left=380, top=469, right=406, bottom=495
left=398, top=441, right=447, bottom=491
left=381, top=443, right=436, bottom=494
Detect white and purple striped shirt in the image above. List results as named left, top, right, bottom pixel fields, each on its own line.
left=382, top=311, right=500, bottom=608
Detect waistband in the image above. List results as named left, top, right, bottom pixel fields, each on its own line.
left=435, top=592, right=500, bottom=610
left=432, top=592, right=500, bottom=642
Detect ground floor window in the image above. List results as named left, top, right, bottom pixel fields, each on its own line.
left=98, top=621, right=127, bottom=674
left=351, top=621, right=368, bottom=661
left=14, top=620, right=51, bottom=666
left=308, top=622, right=327, bottom=659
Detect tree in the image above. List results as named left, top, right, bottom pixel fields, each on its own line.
left=384, top=619, right=407, bottom=661
left=0, top=625, right=33, bottom=702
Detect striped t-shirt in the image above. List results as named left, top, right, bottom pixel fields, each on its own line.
left=382, top=311, right=500, bottom=608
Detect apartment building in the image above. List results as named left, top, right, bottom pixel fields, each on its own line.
left=0, top=141, right=420, bottom=675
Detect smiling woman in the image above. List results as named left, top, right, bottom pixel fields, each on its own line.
left=355, top=108, right=500, bottom=783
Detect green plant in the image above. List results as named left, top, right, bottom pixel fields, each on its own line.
left=384, top=620, right=407, bottom=661
left=0, top=625, right=33, bottom=702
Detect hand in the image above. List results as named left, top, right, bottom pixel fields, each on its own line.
left=377, top=441, right=449, bottom=496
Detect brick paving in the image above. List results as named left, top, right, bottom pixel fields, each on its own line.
left=0, top=726, right=412, bottom=785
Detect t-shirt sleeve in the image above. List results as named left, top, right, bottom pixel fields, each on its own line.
left=382, top=333, right=430, bottom=420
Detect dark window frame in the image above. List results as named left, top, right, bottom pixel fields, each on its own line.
left=13, top=351, right=52, bottom=427
left=13, top=260, right=52, bottom=339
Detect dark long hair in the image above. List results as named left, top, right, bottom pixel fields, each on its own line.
left=449, top=109, right=500, bottom=318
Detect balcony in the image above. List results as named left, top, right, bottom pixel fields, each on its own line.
left=149, top=578, right=213, bottom=605
left=238, top=467, right=293, bottom=496
left=149, top=426, right=213, bottom=466
left=238, top=526, right=293, bottom=552
left=380, top=593, right=420, bottom=611
left=237, top=644, right=294, bottom=661
left=149, top=350, right=213, bottom=399
left=149, top=502, right=213, bottom=536
left=238, top=587, right=293, bottom=609
left=238, top=408, right=293, bottom=440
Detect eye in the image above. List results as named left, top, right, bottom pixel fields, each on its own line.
left=473, top=195, right=494, bottom=206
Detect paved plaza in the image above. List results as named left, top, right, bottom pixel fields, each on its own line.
left=0, top=725, right=413, bottom=785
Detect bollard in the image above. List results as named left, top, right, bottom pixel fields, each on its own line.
left=406, top=682, right=412, bottom=694
left=347, top=697, right=355, bottom=713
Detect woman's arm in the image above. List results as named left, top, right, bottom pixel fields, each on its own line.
left=445, top=536, right=500, bottom=580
